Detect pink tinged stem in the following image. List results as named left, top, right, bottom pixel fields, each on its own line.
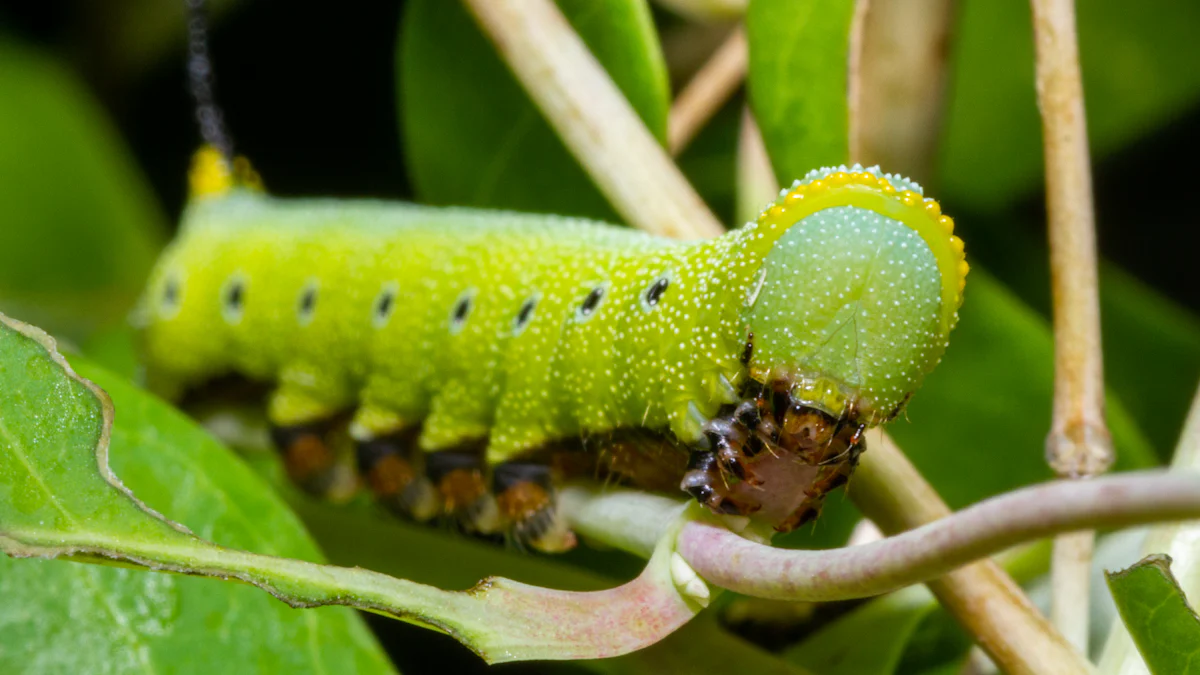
left=677, top=471, right=1200, bottom=602
left=466, top=507, right=707, bottom=663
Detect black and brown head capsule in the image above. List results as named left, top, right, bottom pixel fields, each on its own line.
left=680, top=374, right=869, bottom=532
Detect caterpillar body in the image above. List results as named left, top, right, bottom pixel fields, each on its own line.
left=136, top=148, right=967, bottom=552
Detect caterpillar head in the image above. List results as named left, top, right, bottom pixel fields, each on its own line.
left=683, top=167, right=967, bottom=528
left=740, top=165, right=967, bottom=429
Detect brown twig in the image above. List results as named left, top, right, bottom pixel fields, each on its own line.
left=734, top=106, right=778, bottom=224
left=854, top=0, right=955, bottom=182
left=462, top=0, right=724, bottom=239
left=1032, top=0, right=1112, bottom=653
left=668, top=26, right=747, bottom=156
left=852, top=432, right=1094, bottom=675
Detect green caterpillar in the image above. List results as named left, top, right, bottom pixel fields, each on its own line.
left=135, top=148, right=967, bottom=552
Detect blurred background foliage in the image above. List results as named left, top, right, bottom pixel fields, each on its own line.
left=0, top=0, right=1197, bottom=673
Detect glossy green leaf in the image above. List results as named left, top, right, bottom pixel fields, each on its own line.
left=1098, top=270, right=1200, bottom=459
left=782, top=542, right=1051, bottom=674
left=951, top=220, right=1200, bottom=458
left=0, top=321, right=393, bottom=672
left=891, top=269, right=1157, bottom=510
left=746, top=0, right=856, bottom=181
left=940, top=0, right=1200, bottom=209
left=399, top=0, right=670, bottom=221
left=0, top=38, right=166, bottom=340
left=1107, top=553, right=1200, bottom=674
left=784, top=587, right=942, bottom=674
left=785, top=585, right=976, bottom=675
left=0, top=313, right=708, bottom=665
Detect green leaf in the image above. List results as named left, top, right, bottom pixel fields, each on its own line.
left=0, top=313, right=707, bottom=664
left=951, top=219, right=1200, bottom=459
left=785, top=586, right=976, bottom=675
left=0, top=323, right=393, bottom=671
left=939, top=0, right=1200, bottom=209
left=746, top=0, right=856, bottom=182
left=1098, top=270, right=1200, bottom=459
left=784, top=586, right=943, bottom=674
left=888, top=268, right=1157, bottom=510
left=1107, top=553, right=1200, bottom=674
left=398, top=0, right=670, bottom=221
left=0, top=38, right=166, bottom=340
left=783, top=542, right=1051, bottom=674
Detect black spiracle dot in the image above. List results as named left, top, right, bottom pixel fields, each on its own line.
left=514, top=296, right=537, bottom=331
left=162, top=278, right=179, bottom=307
left=298, top=286, right=317, bottom=317
left=579, top=286, right=605, bottom=317
left=375, top=289, right=395, bottom=320
left=225, top=280, right=244, bottom=313
left=645, top=277, right=669, bottom=306
left=451, top=294, right=473, bottom=328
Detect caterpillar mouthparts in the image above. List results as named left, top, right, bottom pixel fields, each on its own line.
left=681, top=372, right=865, bottom=532
left=137, top=148, right=966, bottom=552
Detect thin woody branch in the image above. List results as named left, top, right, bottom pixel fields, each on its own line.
left=854, top=0, right=955, bottom=181
left=668, top=26, right=747, bottom=156
left=1032, top=0, right=1110, bottom=480
left=1032, top=0, right=1111, bottom=653
left=735, top=106, right=778, bottom=224
left=462, top=0, right=724, bottom=239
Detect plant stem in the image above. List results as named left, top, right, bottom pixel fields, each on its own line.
left=850, top=431, right=1094, bottom=675
left=668, top=26, right=747, bottom=156
left=680, top=469, right=1200, bottom=603
left=559, top=485, right=683, bottom=559
left=1053, top=530, right=1096, bottom=653
left=854, top=0, right=955, bottom=182
left=734, top=106, right=778, bottom=224
left=462, top=0, right=724, bottom=239
left=1032, top=0, right=1111, bottom=654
